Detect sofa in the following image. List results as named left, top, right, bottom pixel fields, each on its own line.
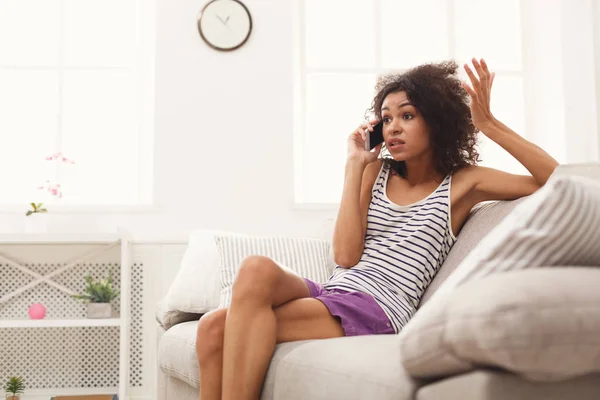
left=156, top=163, right=600, bottom=400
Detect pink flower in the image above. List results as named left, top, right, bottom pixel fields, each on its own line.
left=37, top=180, right=64, bottom=199
left=46, top=151, right=75, bottom=164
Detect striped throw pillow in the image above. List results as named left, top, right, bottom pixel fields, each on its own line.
left=215, top=234, right=332, bottom=308
left=399, top=174, right=600, bottom=378
left=432, top=173, right=600, bottom=297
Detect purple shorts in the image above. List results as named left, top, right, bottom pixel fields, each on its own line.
left=304, top=278, right=395, bottom=336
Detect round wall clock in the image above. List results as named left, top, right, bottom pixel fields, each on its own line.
left=197, top=0, right=253, bottom=51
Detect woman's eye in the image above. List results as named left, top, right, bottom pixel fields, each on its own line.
left=383, top=117, right=391, bottom=123
left=403, top=113, right=413, bottom=120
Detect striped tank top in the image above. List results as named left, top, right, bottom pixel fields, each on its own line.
left=324, top=162, right=457, bottom=333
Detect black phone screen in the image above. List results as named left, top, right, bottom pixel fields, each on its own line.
left=368, top=121, right=384, bottom=150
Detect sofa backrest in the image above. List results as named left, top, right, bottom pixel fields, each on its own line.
left=419, top=162, right=600, bottom=305
left=419, top=198, right=526, bottom=306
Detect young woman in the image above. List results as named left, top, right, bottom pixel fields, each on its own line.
left=194, top=58, right=559, bottom=400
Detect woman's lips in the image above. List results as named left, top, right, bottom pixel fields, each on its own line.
left=388, top=141, right=406, bottom=150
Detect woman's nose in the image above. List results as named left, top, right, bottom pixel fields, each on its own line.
left=387, top=122, right=402, bottom=135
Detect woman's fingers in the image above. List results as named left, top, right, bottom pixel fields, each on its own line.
left=358, top=127, right=368, bottom=141
left=473, top=58, right=491, bottom=100
left=472, top=58, right=488, bottom=83
left=480, top=58, right=491, bottom=76
left=464, top=58, right=496, bottom=103
left=461, top=81, right=477, bottom=100
left=463, top=63, right=480, bottom=93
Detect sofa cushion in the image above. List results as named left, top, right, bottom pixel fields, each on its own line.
left=263, top=335, right=421, bottom=400
left=420, top=198, right=524, bottom=305
left=155, top=297, right=202, bottom=330
left=437, top=174, right=600, bottom=295
left=400, top=268, right=600, bottom=381
left=159, top=321, right=420, bottom=400
left=158, top=321, right=201, bottom=388
left=216, top=234, right=332, bottom=307
left=416, top=370, right=600, bottom=400
left=422, top=162, right=600, bottom=305
left=163, top=230, right=225, bottom=314
left=404, top=174, right=600, bottom=372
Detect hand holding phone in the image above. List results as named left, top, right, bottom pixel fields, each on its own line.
left=365, top=121, right=384, bottom=151
left=347, top=120, right=382, bottom=164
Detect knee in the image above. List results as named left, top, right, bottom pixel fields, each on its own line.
left=232, top=255, right=280, bottom=302
left=195, top=309, right=226, bottom=362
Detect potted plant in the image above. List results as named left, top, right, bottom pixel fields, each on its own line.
left=24, top=152, right=74, bottom=233
left=3, top=376, right=24, bottom=400
left=24, top=202, right=49, bottom=233
left=72, top=273, right=119, bottom=319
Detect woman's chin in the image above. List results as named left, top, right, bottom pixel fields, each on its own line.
left=390, top=153, right=408, bottom=162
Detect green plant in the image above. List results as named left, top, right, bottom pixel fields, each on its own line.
left=3, top=376, right=25, bottom=397
left=25, top=203, right=47, bottom=217
left=71, top=273, right=119, bottom=304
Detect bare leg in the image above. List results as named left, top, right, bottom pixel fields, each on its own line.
left=196, top=308, right=228, bottom=400
left=195, top=277, right=343, bottom=400
left=220, top=255, right=343, bottom=400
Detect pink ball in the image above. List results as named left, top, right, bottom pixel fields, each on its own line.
left=28, top=303, right=46, bottom=319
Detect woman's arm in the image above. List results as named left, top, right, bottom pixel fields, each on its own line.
left=461, top=58, right=559, bottom=202
left=333, top=158, right=381, bottom=268
left=333, top=122, right=382, bottom=268
left=478, top=118, right=559, bottom=186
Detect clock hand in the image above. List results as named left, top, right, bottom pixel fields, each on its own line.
left=215, top=13, right=233, bottom=31
left=225, top=15, right=230, bottom=24
left=215, top=14, right=227, bottom=25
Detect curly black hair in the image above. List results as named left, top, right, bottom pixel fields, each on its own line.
left=367, top=60, right=480, bottom=178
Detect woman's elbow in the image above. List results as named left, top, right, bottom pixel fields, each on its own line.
left=333, top=251, right=360, bottom=269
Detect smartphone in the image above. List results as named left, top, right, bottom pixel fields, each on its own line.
left=365, top=121, right=384, bottom=151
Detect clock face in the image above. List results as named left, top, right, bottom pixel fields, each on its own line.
left=198, top=0, right=252, bottom=51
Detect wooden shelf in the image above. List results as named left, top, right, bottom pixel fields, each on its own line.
left=0, top=318, right=121, bottom=328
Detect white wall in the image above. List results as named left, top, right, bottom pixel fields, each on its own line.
left=595, top=0, right=600, bottom=158
left=0, top=0, right=599, bottom=241
left=521, top=0, right=599, bottom=163
left=150, top=0, right=335, bottom=238
left=0, top=0, right=336, bottom=241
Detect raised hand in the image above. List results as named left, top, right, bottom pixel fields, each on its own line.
left=462, top=58, right=497, bottom=133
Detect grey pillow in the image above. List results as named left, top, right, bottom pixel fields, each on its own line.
left=401, top=268, right=600, bottom=381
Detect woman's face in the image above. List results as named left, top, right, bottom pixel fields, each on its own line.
left=380, top=91, right=432, bottom=161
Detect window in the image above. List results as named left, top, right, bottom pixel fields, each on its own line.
left=294, top=0, right=530, bottom=205
left=0, top=0, right=155, bottom=206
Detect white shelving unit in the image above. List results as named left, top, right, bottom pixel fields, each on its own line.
left=0, top=318, right=121, bottom=328
left=0, top=231, right=132, bottom=400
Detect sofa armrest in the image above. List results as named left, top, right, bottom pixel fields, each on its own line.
left=156, top=297, right=203, bottom=331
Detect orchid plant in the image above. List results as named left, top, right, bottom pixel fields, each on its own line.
left=25, top=152, right=75, bottom=216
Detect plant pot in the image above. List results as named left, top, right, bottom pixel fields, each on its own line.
left=7, top=396, right=21, bottom=400
left=24, top=212, right=49, bottom=233
left=86, top=303, right=112, bottom=319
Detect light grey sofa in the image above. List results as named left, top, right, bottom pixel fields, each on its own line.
left=156, top=166, right=600, bottom=400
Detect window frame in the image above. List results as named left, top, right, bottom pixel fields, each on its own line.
left=293, top=0, right=526, bottom=208
left=0, top=0, right=156, bottom=212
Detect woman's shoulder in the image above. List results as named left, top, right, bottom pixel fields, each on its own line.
left=364, top=159, right=384, bottom=179
left=449, top=165, right=484, bottom=206
left=451, top=164, right=478, bottom=185
left=362, top=159, right=384, bottom=192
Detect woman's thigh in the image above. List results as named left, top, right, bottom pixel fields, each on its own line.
left=234, top=256, right=312, bottom=307
left=274, top=298, right=344, bottom=343
left=196, top=298, right=343, bottom=347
